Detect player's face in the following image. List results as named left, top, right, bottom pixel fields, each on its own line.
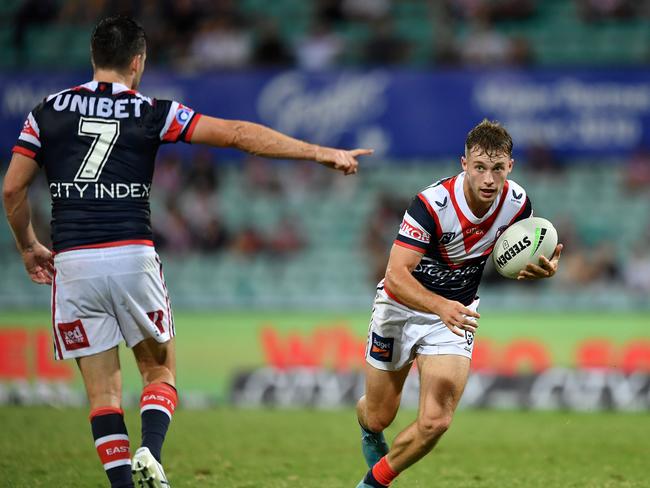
left=461, top=146, right=513, bottom=211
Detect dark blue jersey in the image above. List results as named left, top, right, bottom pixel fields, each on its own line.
left=12, top=81, right=201, bottom=252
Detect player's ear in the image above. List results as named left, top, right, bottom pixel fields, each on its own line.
left=508, top=158, right=514, bottom=172
left=461, top=155, right=468, bottom=171
left=130, top=53, right=144, bottom=74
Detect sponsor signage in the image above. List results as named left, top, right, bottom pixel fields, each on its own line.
left=2, top=69, right=650, bottom=158
left=231, top=368, right=650, bottom=411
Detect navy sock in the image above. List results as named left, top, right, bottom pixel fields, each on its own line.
left=141, top=409, right=170, bottom=462
left=90, top=408, right=134, bottom=488
left=140, top=382, right=178, bottom=462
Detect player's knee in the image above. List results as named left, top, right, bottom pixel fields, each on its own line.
left=364, top=414, right=393, bottom=433
left=359, top=394, right=399, bottom=432
left=416, top=412, right=454, bottom=443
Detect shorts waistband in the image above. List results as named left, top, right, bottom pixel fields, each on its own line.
left=54, top=242, right=156, bottom=263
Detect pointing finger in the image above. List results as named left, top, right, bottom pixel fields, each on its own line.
left=349, top=148, right=374, bottom=157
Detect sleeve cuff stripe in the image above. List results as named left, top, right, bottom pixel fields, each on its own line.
left=183, top=113, right=201, bottom=142
left=394, top=240, right=426, bottom=253
left=12, top=146, right=37, bottom=159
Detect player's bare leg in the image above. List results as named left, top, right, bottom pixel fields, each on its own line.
left=77, top=347, right=134, bottom=488
left=356, top=361, right=411, bottom=467
left=357, top=354, right=470, bottom=487
left=131, top=338, right=176, bottom=488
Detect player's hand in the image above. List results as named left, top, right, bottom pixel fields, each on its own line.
left=517, top=243, right=563, bottom=280
left=315, top=147, right=373, bottom=175
left=436, top=298, right=480, bottom=337
left=20, top=240, right=54, bottom=285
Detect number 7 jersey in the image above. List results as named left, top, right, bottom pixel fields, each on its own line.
left=12, top=81, right=201, bottom=252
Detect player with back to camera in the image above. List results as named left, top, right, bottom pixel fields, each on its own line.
left=355, top=120, right=562, bottom=488
left=2, top=15, right=372, bottom=488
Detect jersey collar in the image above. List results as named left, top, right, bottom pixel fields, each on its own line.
left=455, top=172, right=506, bottom=224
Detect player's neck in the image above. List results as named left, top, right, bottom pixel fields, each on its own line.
left=93, top=69, right=134, bottom=89
left=462, top=179, right=490, bottom=218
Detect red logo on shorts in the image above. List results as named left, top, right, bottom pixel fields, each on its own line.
left=147, top=310, right=165, bottom=335
left=57, top=320, right=90, bottom=351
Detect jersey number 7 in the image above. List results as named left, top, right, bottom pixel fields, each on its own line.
left=75, top=117, right=120, bottom=182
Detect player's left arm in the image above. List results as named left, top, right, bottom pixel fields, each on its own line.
left=2, top=153, right=54, bottom=285
left=189, top=115, right=372, bottom=175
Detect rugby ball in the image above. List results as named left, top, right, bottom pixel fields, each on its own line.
left=492, top=217, right=558, bottom=279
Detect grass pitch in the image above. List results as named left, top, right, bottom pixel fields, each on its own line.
left=1, top=407, right=648, bottom=487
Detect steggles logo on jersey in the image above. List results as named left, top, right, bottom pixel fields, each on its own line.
left=369, top=332, right=394, bottom=362
left=399, top=219, right=430, bottom=244
left=57, top=320, right=90, bottom=351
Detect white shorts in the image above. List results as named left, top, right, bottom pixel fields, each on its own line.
left=51, top=245, right=174, bottom=360
left=365, top=288, right=479, bottom=371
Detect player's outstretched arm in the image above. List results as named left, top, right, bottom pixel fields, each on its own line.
left=384, top=244, right=480, bottom=337
left=2, top=153, right=54, bottom=285
left=190, top=116, right=372, bottom=175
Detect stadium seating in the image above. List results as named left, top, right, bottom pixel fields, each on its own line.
left=0, top=0, right=648, bottom=68
left=1, top=162, right=644, bottom=310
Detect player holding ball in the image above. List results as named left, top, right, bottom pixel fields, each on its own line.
left=355, top=119, right=562, bottom=488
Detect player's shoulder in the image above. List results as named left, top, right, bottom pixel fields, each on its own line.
left=417, top=175, right=455, bottom=212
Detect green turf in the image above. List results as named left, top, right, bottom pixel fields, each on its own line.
left=0, top=407, right=648, bottom=487
left=1, top=310, right=648, bottom=395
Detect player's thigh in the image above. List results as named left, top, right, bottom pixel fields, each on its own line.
left=416, top=354, right=471, bottom=420
left=132, top=337, right=176, bottom=384
left=364, top=360, right=411, bottom=415
left=76, top=347, right=122, bottom=408
left=109, top=251, right=175, bottom=348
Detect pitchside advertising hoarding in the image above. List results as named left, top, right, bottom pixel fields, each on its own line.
left=0, top=312, right=649, bottom=411
left=1, top=69, right=650, bottom=158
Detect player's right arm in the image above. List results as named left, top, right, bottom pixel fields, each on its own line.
left=384, top=245, right=480, bottom=337
left=2, top=153, right=54, bottom=285
left=189, top=116, right=372, bottom=175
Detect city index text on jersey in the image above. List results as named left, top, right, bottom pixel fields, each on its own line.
left=49, top=182, right=151, bottom=199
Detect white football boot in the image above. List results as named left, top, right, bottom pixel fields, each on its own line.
left=132, top=447, right=170, bottom=487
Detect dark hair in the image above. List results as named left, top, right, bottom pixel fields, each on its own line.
left=465, top=119, right=513, bottom=158
left=91, top=16, right=146, bottom=71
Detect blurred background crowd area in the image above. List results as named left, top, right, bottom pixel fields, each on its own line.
left=2, top=0, right=650, bottom=70
left=1, top=151, right=648, bottom=310
left=0, top=0, right=649, bottom=311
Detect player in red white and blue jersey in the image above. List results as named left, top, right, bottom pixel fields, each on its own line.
left=2, top=15, right=372, bottom=488
left=355, top=120, right=562, bottom=488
